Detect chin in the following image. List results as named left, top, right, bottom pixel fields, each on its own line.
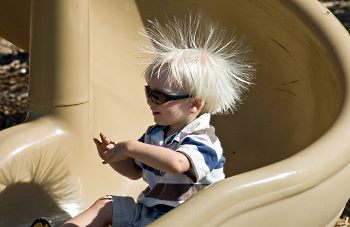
left=153, top=117, right=167, bottom=126
left=153, top=117, right=162, bottom=125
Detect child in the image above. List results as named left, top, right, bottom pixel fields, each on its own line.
left=62, top=14, right=253, bottom=227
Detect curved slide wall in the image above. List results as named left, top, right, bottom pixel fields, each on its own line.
left=0, top=0, right=350, bottom=226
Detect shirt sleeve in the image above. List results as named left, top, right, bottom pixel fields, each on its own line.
left=176, top=133, right=223, bottom=182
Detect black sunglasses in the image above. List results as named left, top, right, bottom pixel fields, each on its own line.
left=145, top=85, right=190, bottom=105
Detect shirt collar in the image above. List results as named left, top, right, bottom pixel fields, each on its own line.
left=146, top=113, right=211, bottom=145
left=146, top=125, right=167, bottom=145
left=174, top=113, right=211, bottom=142
left=181, top=113, right=211, bottom=134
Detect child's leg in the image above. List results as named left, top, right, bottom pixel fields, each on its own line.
left=61, top=196, right=113, bottom=227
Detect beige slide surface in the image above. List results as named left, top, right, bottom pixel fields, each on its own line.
left=1, top=0, right=350, bottom=226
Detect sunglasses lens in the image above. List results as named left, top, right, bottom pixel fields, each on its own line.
left=145, top=86, right=166, bottom=105
left=152, top=92, right=167, bottom=105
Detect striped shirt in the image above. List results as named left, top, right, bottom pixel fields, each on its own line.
left=135, top=113, right=225, bottom=208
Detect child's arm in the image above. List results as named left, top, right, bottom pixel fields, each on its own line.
left=93, top=133, right=142, bottom=180
left=108, top=157, right=142, bottom=180
left=105, top=140, right=191, bottom=174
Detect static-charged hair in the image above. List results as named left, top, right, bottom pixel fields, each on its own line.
left=141, top=14, right=254, bottom=114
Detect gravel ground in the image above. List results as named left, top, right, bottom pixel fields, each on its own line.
left=0, top=39, right=28, bottom=129
left=0, top=1, right=350, bottom=226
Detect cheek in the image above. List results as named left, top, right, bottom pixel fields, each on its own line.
left=161, top=102, right=189, bottom=116
left=174, top=102, right=191, bottom=113
left=159, top=105, right=176, bottom=115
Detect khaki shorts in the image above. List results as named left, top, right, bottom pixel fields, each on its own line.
left=110, top=196, right=173, bottom=227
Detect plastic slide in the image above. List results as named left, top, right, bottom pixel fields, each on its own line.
left=1, top=0, right=350, bottom=226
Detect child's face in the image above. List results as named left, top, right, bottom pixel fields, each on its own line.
left=146, top=76, right=196, bottom=132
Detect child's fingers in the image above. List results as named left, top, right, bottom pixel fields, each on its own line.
left=93, top=138, right=103, bottom=151
left=106, top=143, right=115, bottom=149
left=93, top=138, right=101, bottom=145
left=93, top=138, right=109, bottom=158
left=100, top=132, right=110, bottom=145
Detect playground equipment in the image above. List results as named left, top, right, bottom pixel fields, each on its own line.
left=1, top=0, right=350, bottom=226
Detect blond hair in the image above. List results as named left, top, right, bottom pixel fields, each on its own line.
left=141, top=14, right=254, bottom=114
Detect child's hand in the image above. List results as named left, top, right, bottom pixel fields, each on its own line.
left=93, top=133, right=128, bottom=164
left=93, top=133, right=115, bottom=163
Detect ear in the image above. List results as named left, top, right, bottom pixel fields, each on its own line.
left=189, top=99, right=205, bottom=113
